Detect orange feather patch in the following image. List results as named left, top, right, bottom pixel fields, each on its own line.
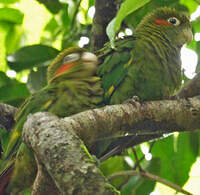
left=155, top=19, right=170, bottom=26
left=55, top=62, right=74, bottom=75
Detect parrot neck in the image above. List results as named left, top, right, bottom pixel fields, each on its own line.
left=135, top=25, right=182, bottom=50
left=135, top=27, right=182, bottom=88
left=135, top=27, right=182, bottom=63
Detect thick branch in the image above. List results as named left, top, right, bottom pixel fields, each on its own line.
left=176, top=72, right=200, bottom=98
left=61, top=96, right=200, bottom=149
left=22, top=95, right=200, bottom=193
left=91, top=0, right=122, bottom=51
left=23, top=113, right=118, bottom=195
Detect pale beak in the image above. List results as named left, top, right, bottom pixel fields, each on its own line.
left=82, top=52, right=98, bottom=64
left=183, top=27, right=193, bottom=43
left=81, top=52, right=98, bottom=73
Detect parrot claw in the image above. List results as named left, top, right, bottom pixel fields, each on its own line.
left=123, top=96, right=140, bottom=104
left=92, top=155, right=101, bottom=167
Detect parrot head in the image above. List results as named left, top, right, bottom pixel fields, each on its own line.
left=135, top=7, right=192, bottom=47
left=47, top=47, right=98, bottom=83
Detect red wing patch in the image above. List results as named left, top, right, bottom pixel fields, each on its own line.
left=55, top=62, right=74, bottom=75
left=155, top=19, right=170, bottom=26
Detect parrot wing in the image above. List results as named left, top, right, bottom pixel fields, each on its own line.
left=96, top=36, right=137, bottom=103
left=0, top=84, right=57, bottom=173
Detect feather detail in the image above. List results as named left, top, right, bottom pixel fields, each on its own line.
left=55, top=62, right=74, bottom=75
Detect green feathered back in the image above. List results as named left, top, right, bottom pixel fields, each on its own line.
left=92, top=7, right=192, bottom=158
left=0, top=48, right=104, bottom=193
left=97, top=7, right=191, bottom=105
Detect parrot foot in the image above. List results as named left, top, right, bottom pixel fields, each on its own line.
left=123, top=96, right=140, bottom=105
left=92, top=155, right=101, bottom=167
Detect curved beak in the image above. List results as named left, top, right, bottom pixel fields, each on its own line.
left=183, top=27, right=193, bottom=43
left=81, top=52, right=98, bottom=64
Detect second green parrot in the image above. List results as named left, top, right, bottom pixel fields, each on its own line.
left=0, top=47, right=104, bottom=193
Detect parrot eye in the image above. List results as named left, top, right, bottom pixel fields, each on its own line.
left=63, top=53, right=80, bottom=64
left=167, top=17, right=180, bottom=26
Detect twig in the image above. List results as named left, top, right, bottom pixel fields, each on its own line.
left=108, top=170, right=193, bottom=195
left=132, top=148, right=142, bottom=171
left=133, top=142, right=155, bottom=169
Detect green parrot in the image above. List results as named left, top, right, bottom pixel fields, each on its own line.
left=92, top=7, right=192, bottom=157
left=97, top=7, right=192, bottom=103
left=0, top=7, right=192, bottom=193
left=0, top=47, right=104, bottom=193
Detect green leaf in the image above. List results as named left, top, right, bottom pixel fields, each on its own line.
left=180, top=0, right=198, bottom=13
left=0, top=8, right=24, bottom=24
left=100, top=156, right=130, bottom=187
left=7, top=45, right=59, bottom=72
left=152, top=133, right=197, bottom=187
left=0, top=21, right=12, bottom=71
left=0, top=71, right=10, bottom=88
left=6, top=25, right=23, bottom=55
left=0, top=81, right=29, bottom=106
left=0, top=0, right=19, bottom=4
left=0, top=128, right=10, bottom=152
left=44, top=18, right=59, bottom=33
left=106, top=0, right=151, bottom=48
left=174, top=133, right=199, bottom=185
left=36, top=0, right=63, bottom=14
left=27, top=67, right=47, bottom=93
left=121, top=157, right=160, bottom=195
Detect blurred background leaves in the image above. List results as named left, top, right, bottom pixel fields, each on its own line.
left=0, top=0, right=199, bottom=194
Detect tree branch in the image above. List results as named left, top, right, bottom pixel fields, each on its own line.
left=91, top=0, right=122, bottom=51
left=176, top=72, right=200, bottom=99
left=22, top=95, right=200, bottom=193
left=60, top=96, right=200, bottom=149
left=23, top=112, right=118, bottom=195
left=0, top=73, right=200, bottom=194
left=108, top=170, right=193, bottom=195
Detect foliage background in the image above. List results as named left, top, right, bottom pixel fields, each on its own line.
left=0, top=0, right=199, bottom=194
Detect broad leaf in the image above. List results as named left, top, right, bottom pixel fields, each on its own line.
left=0, top=71, right=10, bottom=88
left=36, top=0, right=63, bottom=14
left=121, top=158, right=161, bottom=195
left=7, top=45, right=59, bottom=72
left=0, top=8, right=24, bottom=24
left=0, top=0, right=19, bottom=3
left=0, top=80, right=29, bottom=106
left=106, top=0, right=150, bottom=48
left=100, top=156, right=130, bottom=187
left=27, top=67, right=47, bottom=93
left=152, top=133, right=197, bottom=187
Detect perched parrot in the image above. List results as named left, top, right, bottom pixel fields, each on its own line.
left=0, top=47, right=104, bottom=194
left=97, top=7, right=192, bottom=103
left=93, top=7, right=192, bottom=157
left=0, top=7, right=192, bottom=193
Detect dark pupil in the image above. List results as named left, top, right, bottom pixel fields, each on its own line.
left=169, top=18, right=176, bottom=24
